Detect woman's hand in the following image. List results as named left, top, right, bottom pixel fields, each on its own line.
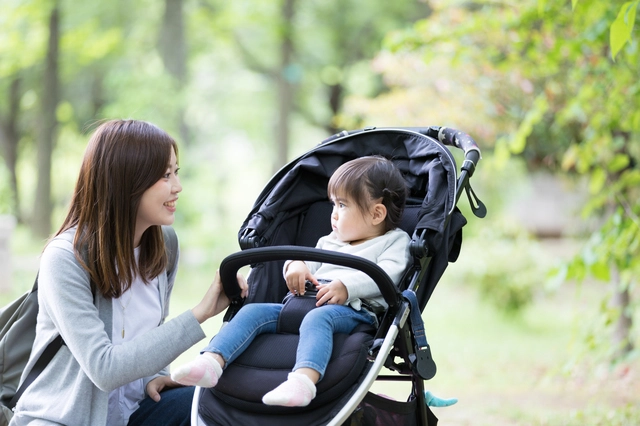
left=192, top=270, right=248, bottom=323
left=316, top=280, right=348, bottom=306
left=284, top=261, right=316, bottom=296
left=146, top=376, right=181, bottom=402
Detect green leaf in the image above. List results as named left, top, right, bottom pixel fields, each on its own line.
left=538, top=0, right=546, bottom=15
left=572, top=0, right=579, bottom=10
left=620, top=170, right=640, bottom=187
left=509, top=94, right=548, bottom=155
left=566, top=258, right=587, bottom=282
left=591, top=261, right=611, bottom=282
left=589, top=168, right=607, bottom=194
left=608, top=154, right=630, bottom=173
left=610, top=1, right=638, bottom=60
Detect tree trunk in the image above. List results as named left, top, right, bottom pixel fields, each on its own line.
left=33, top=4, right=59, bottom=238
left=273, top=0, right=296, bottom=173
left=0, top=77, right=22, bottom=222
left=159, top=0, right=190, bottom=146
left=611, top=267, right=633, bottom=359
left=91, top=71, right=105, bottom=118
left=327, top=83, right=344, bottom=135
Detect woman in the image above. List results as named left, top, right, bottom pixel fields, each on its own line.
left=10, top=119, right=246, bottom=426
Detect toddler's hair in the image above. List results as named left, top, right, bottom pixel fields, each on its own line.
left=328, top=156, right=407, bottom=232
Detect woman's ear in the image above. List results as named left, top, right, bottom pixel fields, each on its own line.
left=371, top=203, right=387, bottom=226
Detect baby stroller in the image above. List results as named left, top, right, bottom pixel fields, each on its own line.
left=191, top=126, right=486, bottom=425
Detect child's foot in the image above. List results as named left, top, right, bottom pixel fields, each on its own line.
left=171, top=353, right=222, bottom=387
left=262, top=372, right=317, bottom=407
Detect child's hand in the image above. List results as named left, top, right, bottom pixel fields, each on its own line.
left=285, top=261, right=317, bottom=296
left=316, top=280, right=348, bottom=306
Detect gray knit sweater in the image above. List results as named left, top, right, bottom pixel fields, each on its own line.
left=10, top=228, right=206, bottom=426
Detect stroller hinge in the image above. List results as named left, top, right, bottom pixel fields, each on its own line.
left=239, top=228, right=263, bottom=249
left=410, top=229, right=429, bottom=258
left=462, top=159, right=476, bottom=177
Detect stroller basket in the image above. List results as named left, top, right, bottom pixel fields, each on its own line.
left=192, top=126, right=485, bottom=426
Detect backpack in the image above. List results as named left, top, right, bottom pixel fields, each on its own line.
left=0, top=226, right=178, bottom=425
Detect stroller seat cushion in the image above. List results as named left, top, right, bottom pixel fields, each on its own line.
left=277, top=290, right=319, bottom=334
left=212, top=329, right=373, bottom=413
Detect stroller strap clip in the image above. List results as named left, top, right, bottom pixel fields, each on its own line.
left=402, top=290, right=437, bottom=380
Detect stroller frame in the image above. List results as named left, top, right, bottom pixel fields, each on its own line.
left=191, top=126, right=485, bottom=426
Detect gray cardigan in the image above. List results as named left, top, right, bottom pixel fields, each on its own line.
left=10, top=228, right=206, bottom=426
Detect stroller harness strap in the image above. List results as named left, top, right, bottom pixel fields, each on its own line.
left=402, top=289, right=437, bottom=380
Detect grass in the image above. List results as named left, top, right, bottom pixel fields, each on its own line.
left=4, top=226, right=640, bottom=425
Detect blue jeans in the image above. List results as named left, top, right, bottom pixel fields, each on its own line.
left=127, top=386, right=193, bottom=426
left=204, top=302, right=375, bottom=380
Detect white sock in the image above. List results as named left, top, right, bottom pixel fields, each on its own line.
left=262, top=372, right=317, bottom=407
left=171, top=353, right=223, bottom=388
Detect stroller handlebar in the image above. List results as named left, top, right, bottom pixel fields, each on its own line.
left=426, top=126, right=481, bottom=159
left=424, top=125, right=481, bottom=178
left=219, top=246, right=402, bottom=309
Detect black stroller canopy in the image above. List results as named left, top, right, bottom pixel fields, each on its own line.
left=233, top=128, right=466, bottom=309
left=242, top=128, right=458, bottom=249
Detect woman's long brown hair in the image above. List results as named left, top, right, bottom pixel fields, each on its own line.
left=56, top=119, right=178, bottom=298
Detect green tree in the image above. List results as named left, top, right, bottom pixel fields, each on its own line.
left=0, top=0, right=182, bottom=236
left=0, top=0, right=52, bottom=222
left=159, top=0, right=190, bottom=146
left=212, top=0, right=432, bottom=171
left=352, top=0, right=640, bottom=360
left=33, top=2, right=60, bottom=238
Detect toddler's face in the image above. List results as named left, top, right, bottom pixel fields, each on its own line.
left=329, top=193, right=380, bottom=245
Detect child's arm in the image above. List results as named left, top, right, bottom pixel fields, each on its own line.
left=315, top=280, right=348, bottom=306
left=284, top=260, right=318, bottom=296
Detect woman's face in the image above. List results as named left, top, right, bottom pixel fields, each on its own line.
left=135, top=147, right=181, bottom=245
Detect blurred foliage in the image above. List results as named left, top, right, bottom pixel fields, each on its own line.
left=571, top=404, right=640, bottom=426
left=0, top=0, right=435, bottom=228
left=0, top=0, right=442, bottom=298
left=1, top=0, right=639, bottom=365
left=0, top=164, right=11, bottom=214
left=344, top=0, right=640, bottom=360
left=513, top=403, right=640, bottom=426
left=460, top=232, right=539, bottom=317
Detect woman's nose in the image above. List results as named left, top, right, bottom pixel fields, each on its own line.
left=173, top=176, right=183, bottom=193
